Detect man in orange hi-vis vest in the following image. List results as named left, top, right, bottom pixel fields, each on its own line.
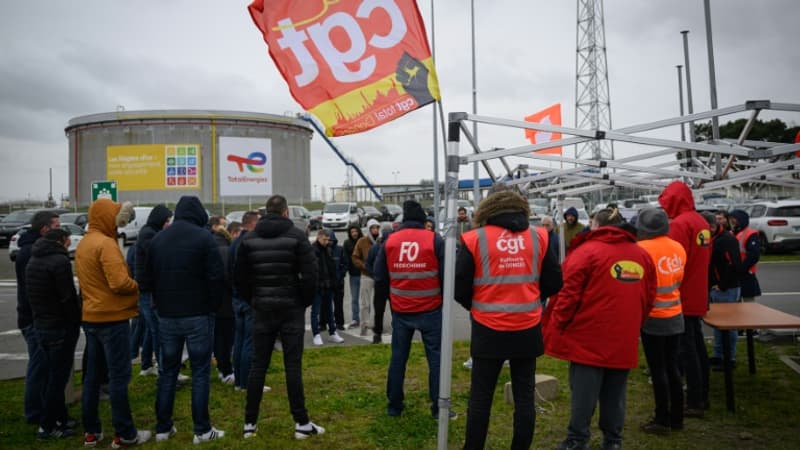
left=635, top=208, right=687, bottom=435
left=373, top=200, right=448, bottom=420
left=455, top=190, right=563, bottom=449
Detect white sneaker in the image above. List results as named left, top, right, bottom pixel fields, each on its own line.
left=312, top=334, right=323, bottom=346
left=177, top=373, right=190, bottom=382
left=329, top=332, right=344, bottom=344
left=274, top=341, right=283, bottom=352
left=193, top=427, right=224, bottom=445
left=112, top=430, right=151, bottom=448
left=220, top=373, right=235, bottom=385
left=264, top=385, right=272, bottom=392
left=235, top=385, right=271, bottom=392
left=294, top=421, right=325, bottom=440
left=463, top=358, right=473, bottom=369
left=155, top=426, right=176, bottom=442
left=243, top=423, right=257, bottom=439
left=139, top=366, right=158, bottom=377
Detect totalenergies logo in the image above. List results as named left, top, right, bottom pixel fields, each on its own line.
left=610, top=260, right=645, bottom=283
left=227, top=152, right=267, bottom=173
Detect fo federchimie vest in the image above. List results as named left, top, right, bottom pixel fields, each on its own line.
left=385, top=228, right=442, bottom=313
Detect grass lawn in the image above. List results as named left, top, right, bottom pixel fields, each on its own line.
left=1, top=340, right=799, bottom=449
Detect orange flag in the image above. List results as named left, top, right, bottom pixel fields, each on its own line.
left=795, top=130, right=800, bottom=157
left=524, top=103, right=562, bottom=155
left=248, top=0, right=441, bottom=137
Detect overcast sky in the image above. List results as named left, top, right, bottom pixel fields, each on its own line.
left=1, top=0, right=798, bottom=202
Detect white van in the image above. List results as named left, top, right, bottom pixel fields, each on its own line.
left=322, top=202, right=361, bottom=230
left=117, top=206, right=153, bottom=246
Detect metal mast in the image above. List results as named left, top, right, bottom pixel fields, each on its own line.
left=575, top=0, right=614, bottom=161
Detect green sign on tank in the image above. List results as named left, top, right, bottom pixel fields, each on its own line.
left=91, top=180, right=118, bottom=202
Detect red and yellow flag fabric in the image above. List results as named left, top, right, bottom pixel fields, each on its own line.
left=249, top=0, right=440, bottom=136
left=524, top=103, right=562, bottom=155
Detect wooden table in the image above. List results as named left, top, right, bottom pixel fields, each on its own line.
left=703, top=302, right=800, bottom=412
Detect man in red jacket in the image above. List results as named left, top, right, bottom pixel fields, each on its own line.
left=658, top=181, right=712, bottom=416
left=545, top=209, right=656, bottom=450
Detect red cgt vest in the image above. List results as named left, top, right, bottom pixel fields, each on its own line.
left=461, top=225, right=547, bottom=331
left=384, top=228, right=442, bottom=313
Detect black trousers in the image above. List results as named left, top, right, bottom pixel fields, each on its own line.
left=641, top=332, right=683, bottom=427
left=213, top=317, right=235, bottom=376
left=680, top=316, right=709, bottom=409
left=245, top=308, right=309, bottom=425
left=464, top=356, right=537, bottom=450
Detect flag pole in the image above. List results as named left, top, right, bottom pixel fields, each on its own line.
left=432, top=0, right=440, bottom=219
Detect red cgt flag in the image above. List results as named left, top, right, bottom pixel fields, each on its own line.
left=248, top=0, right=441, bottom=137
left=524, top=103, right=562, bottom=155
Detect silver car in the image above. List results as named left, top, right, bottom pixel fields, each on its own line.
left=743, top=200, right=800, bottom=253
left=8, top=222, right=85, bottom=261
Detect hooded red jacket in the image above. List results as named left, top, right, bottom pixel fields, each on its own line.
left=543, top=226, right=656, bottom=369
left=658, top=181, right=712, bottom=316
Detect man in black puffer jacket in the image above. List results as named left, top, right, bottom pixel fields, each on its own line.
left=143, top=196, right=225, bottom=443
left=26, top=228, right=80, bottom=439
left=16, top=210, right=60, bottom=425
left=133, top=204, right=172, bottom=376
left=234, top=195, right=325, bottom=440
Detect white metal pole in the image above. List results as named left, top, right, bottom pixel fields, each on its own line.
left=677, top=65, right=686, bottom=142
left=703, top=0, right=722, bottom=176
left=471, top=0, right=480, bottom=205
left=436, top=117, right=461, bottom=449
left=681, top=31, right=696, bottom=143
left=431, top=0, right=440, bottom=215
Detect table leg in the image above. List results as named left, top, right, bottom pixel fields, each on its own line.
left=747, top=329, right=756, bottom=374
left=721, top=330, right=735, bottom=412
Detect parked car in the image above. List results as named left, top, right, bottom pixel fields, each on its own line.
left=360, top=206, right=382, bottom=226
left=288, top=205, right=313, bottom=232
left=743, top=200, right=800, bottom=253
left=225, top=210, right=247, bottom=224
left=322, top=202, right=361, bottom=230
left=59, top=212, right=88, bottom=229
left=0, top=208, right=69, bottom=247
left=117, top=206, right=154, bottom=246
left=8, top=222, right=85, bottom=261
left=308, top=209, right=323, bottom=231
left=379, top=204, right=402, bottom=221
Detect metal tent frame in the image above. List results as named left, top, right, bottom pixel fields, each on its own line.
left=435, top=100, right=800, bottom=447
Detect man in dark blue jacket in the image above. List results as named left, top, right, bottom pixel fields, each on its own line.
left=229, top=211, right=260, bottom=392
left=15, top=210, right=60, bottom=425
left=133, top=204, right=172, bottom=376
left=729, top=209, right=761, bottom=302
left=143, top=196, right=225, bottom=444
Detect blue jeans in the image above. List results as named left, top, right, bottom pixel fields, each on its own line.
left=82, top=321, right=138, bottom=439
left=350, top=274, right=361, bottom=322
left=21, top=324, right=46, bottom=423
left=37, top=326, right=79, bottom=431
left=567, top=362, right=629, bottom=447
left=156, top=315, right=214, bottom=435
left=137, top=292, right=160, bottom=370
left=232, top=297, right=253, bottom=390
left=311, top=289, right=336, bottom=335
left=387, top=308, right=442, bottom=416
left=710, top=287, right=741, bottom=361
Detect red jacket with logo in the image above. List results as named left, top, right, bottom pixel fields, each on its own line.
left=658, top=181, right=712, bottom=316
left=543, top=226, right=656, bottom=369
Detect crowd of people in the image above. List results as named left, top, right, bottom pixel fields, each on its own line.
left=14, top=180, right=762, bottom=448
